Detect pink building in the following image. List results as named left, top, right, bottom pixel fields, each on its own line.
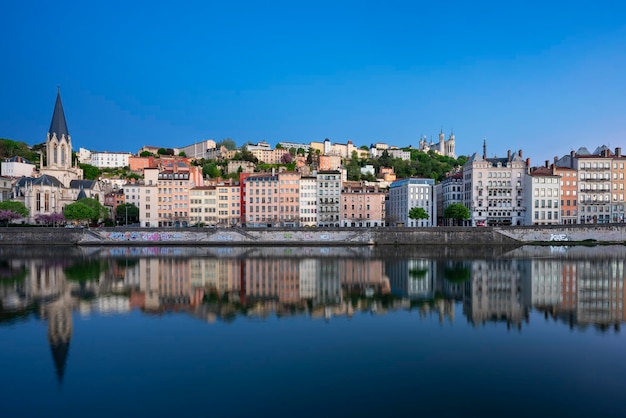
left=340, top=182, right=386, bottom=227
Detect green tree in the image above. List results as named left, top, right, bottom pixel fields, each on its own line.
left=178, top=151, right=187, bottom=157
left=443, top=203, right=470, bottom=226
left=408, top=207, right=429, bottom=222
left=0, top=201, right=29, bottom=217
left=64, top=202, right=96, bottom=224
left=346, top=154, right=361, bottom=181
left=203, top=163, right=222, bottom=178
left=139, top=150, right=153, bottom=157
left=216, top=138, right=236, bottom=150
left=78, top=163, right=100, bottom=180
left=77, top=198, right=108, bottom=222
left=116, top=203, right=139, bottom=225
left=275, top=143, right=283, bottom=149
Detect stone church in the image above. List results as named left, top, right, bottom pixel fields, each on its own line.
left=12, top=89, right=105, bottom=223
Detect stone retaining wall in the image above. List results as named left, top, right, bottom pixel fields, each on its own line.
left=0, top=225, right=623, bottom=246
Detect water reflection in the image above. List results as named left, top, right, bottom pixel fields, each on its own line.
left=2, top=245, right=626, bottom=383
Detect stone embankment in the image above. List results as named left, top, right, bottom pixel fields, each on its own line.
left=0, top=224, right=623, bottom=246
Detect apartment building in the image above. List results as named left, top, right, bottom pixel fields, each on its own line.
left=138, top=168, right=159, bottom=227
left=611, top=148, right=626, bottom=222
left=299, top=176, right=317, bottom=227
left=463, top=146, right=528, bottom=227
left=340, top=182, right=386, bottom=227
left=439, top=171, right=464, bottom=226
left=317, top=170, right=342, bottom=227
left=158, top=168, right=190, bottom=227
left=1, top=156, right=35, bottom=178
left=524, top=165, right=561, bottom=225
left=189, top=186, right=217, bottom=226
left=90, top=151, right=132, bottom=168
left=386, top=177, right=435, bottom=227
left=554, top=166, right=578, bottom=224
left=215, top=182, right=241, bottom=226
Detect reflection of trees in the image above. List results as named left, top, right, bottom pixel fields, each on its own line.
left=0, top=260, right=28, bottom=283
left=443, top=263, right=470, bottom=283
left=64, top=259, right=107, bottom=282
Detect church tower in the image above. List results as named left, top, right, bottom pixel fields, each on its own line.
left=40, top=88, right=83, bottom=187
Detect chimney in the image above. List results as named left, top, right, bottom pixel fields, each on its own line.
left=616, top=147, right=622, bottom=157
left=519, top=150, right=523, bottom=158
left=545, top=160, right=549, bottom=168
left=507, top=150, right=511, bottom=160
left=526, top=158, right=530, bottom=167
left=554, top=156, right=558, bottom=164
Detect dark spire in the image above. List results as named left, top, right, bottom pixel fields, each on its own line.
left=77, top=186, right=87, bottom=201
left=50, top=340, right=70, bottom=384
left=49, top=87, right=69, bottom=138
left=483, top=137, right=487, bottom=159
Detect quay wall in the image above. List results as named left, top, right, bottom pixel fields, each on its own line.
left=0, top=224, right=623, bottom=246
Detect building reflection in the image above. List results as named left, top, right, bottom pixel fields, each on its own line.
left=2, top=248, right=626, bottom=348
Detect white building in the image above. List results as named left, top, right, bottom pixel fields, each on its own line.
left=463, top=144, right=529, bottom=227
left=439, top=171, right=465, bottom=226
left=90, top=151, right=132, bottom=169
left=386, top=177, right=436, bottom=227
left=299, top=176, right=317, bottom=227
left=178, top=139, right=216, bottom=160
left=1, top=156, right=36, bottom=178
left=137, top=168, right=159, bottom=227
left=524, top=165, right=561, bottom=225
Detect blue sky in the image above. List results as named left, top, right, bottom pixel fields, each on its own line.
left=1, top=0, right=625, bottom=165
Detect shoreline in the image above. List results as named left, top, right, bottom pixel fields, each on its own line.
left=0, top=224, right=624, bottom=246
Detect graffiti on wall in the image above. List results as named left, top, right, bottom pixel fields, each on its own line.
left=102, top=231, right=184, bottom=241
left=550, top=234, right=569, bottom=242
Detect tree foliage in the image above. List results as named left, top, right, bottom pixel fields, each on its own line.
left=0, top=201, right=29, bottom=217
left=63, top=202, right=96, bottom=223
left=77, top=198, right=108, bottom=222
left=139, top=150, right=153, bottom=157
left=0, top=138, right=39, bottom=162
left=79, top=163, right=100, bottom=180
left=280, top=153, right=293, bottom=164
left=408, top=207, right=429, bottom=221
left=203, top=162, right=222, bottom=178
left=35, top=212, right=65, bottom=226
left=116, top=203, right=139, bottom=225
left=216, top=138, right=236, bottom=150
left=444, top=203, right=470, bottom=225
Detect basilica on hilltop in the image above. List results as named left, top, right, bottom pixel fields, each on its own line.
left=418, top=130, right=456, bottom=159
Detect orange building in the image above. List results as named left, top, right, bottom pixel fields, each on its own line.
left=129, top=156, right=156, bottom=172
left=554, top=166, right=578, bottom=224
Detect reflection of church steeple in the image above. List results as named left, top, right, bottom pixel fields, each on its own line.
left=46, top=297, right=73, bottom=384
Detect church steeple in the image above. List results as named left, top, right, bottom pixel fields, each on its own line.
left=49, top=87, right=69, bottom=139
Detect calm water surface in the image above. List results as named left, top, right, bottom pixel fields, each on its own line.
left=1, top=245, right=625, bottom=418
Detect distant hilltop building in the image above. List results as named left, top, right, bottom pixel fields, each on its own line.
left=418, top=130, right=456, bottom=159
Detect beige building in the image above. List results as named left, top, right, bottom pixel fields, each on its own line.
left=215, top=182, right=241, bottom=226
left=157, top=166, right=191, bottom=227
left=138, top=168, right=159, bottom=227
left=189, top=186, right=218, bottom=226
left=227, top=160, right=255, bottom=174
